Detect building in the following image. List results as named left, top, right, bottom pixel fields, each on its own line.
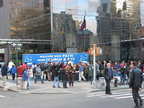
left=97, top=0, right=144, bottom=62
left=0, top=0, right=144, bottom=63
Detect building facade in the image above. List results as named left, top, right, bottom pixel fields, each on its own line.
left=97, top=0, right=144, bottom=62
left=0, top=0, right=144, bottom=63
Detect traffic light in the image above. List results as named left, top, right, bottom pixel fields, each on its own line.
left=88, top=47, right=102, bottom=56
left=88, top=48, right=93, bottom=56
left=96, top=47, right=102, bottom=56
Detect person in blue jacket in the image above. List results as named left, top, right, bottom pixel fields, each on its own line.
left=22, top=69, right=28, bottom=90
left=10, top=65, right=16, bottom=81
left=1, top=63, right=8, bottom=86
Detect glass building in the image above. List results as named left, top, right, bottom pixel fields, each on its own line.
left=0, top=0, right=144, bottom=62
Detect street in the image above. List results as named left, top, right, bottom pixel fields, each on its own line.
left=0, top=88, right=144, bottom=108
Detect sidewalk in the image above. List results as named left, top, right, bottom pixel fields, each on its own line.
left=0, top=75, right=129, bottom=94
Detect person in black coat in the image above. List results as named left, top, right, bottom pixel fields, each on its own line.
left=1, top=63, right=8, bottom=86
left=52, top=66, right=60, bottom=88
left=138, top=61, right=143, bottom=72
left=129, top=61, right=143, bottom=107
left=60, top=66, right=68, bottom=88
left=103, top=63, right=114, bottom=95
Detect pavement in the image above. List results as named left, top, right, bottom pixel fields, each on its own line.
left=0, top=74, right=129, bottom=94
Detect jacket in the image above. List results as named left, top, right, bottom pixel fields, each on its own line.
left=1, top=64, right=8, bottom=76
left=47, top=63, right=52, bottom=72
left=22, top=70, right=28, bottom=81
left=129, top=67, right=143, bottom=89
left=35, top=67, right=42, bottom=76
left=60, top=68, right=68, bottom=80
left=52, top=69, right=59, bottom=77
left=103, top=67, right=114, bottom=80
left=10, top=67, right=16, bottom=74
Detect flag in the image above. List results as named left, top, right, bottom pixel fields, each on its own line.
left=80, top=17, right=86, bottom=31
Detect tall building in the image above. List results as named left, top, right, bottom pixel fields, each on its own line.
left=97, top=0, right=144, bottom=62
left=0, top=0, right=144, bottom=63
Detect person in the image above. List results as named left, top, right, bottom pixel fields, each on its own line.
left=22, top=69, right=28, bottom=90
left=95, top=62, right=100, bottom=80
left=35, top=64, right=44, bottom=84
left=8, top=60, right=15, bottom=74
left=1, top=63, right=8, bottom=86
left=10, top=65, right=16, bottom=80
left=31, top=63, right=37, bottom=78
left=40, top=63, right=47, bottom=80
left=78, top=62, right=86, bottom=82
left=27, top=65, right=33, bottom=87
left=52, top=66, right=60, bottom=88
left=67, top=59, right=73, bottom=65
left=88, top=63, right=93, bottom=84
left=129, top=61, right=143, bottom=107
left=120, top=65, right=126, bottom=85
left=67, top=65, right=75, bottom=86
left=47, top=62, right=53, bottom=81
left=23, top=62, right=28, bottom=69
left=138, top=61, right=143, bottom=72
left=83, top=63, right=89, bottom=81
left=60, top=65, right=68, bottom=88
left=103, top=63, right=114, bottom=95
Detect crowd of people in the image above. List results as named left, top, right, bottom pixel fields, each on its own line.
left=1, top=59, right=144, bottom=107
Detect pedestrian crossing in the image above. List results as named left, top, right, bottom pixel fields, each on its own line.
left=0, top=94, right=5, bottom=98
left=86, top=89, right=144, bottom=100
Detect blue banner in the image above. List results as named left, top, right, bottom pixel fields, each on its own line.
left=22, top=53, right=89, bottom=65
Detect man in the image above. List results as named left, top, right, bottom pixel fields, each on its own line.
left=129, top=61, right=143, bottom=107
left=103, top=63, right=114, bottom=95
left=1, top=63, right=8, bottom=86
left=138, top=61, right=143, bottom=72
left=47, top=62, right=52, bottom=81
left=78, top=62, right=86, bottom=82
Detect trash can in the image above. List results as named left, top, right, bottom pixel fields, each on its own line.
left=74, top=71, right=79, bottom=81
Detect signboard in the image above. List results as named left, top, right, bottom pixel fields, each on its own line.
left=22, top=53, right=89, bottom=65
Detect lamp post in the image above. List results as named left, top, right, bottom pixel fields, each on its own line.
left=92, top=44, right=96, bottom=88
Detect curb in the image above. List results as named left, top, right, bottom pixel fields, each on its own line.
left=7, top=88, right=19, bottom=92
left=31, top=92, right=71, bottom=94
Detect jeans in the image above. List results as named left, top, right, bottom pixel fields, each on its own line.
left=28, top=77, right=32, bottom=87
left=35, top=76, right=43, bottom=83
left=120, top=74, right=126, bottom=84
left=53, top=77, right=60, bottom=87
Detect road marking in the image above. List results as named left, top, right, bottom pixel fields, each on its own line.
left=87, top=90, right=144, bottom=100
left=100, top=93, right=131, bottom=98
left=0, top=95, right=5, bottom=98
left=87, top=91, right=132, bottom=98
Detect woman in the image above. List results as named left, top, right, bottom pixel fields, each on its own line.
left=10, top=65, right=16, bottom=81
left=67, top=65, right=75, bottom=86
left=22, top=69, right=28, bottom=90
left=27, top=65, right=33, bottom=87
left=103, top=63, right=114, bottom=95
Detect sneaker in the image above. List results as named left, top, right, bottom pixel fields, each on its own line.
left=41, top=82, right=44, bottom=84
left=53, top=86, right=55, bottom=88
